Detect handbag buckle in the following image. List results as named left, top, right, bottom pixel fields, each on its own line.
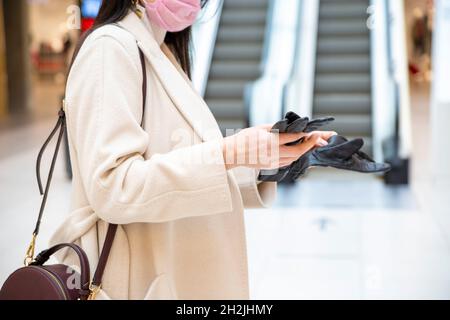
left=88, top=283, right=102, bottom=300
left=24, top=233, right=37, bottom=266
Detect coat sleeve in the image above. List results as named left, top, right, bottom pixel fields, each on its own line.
left=65, top=34, right=233, bottom=224
left=231, top=167, right=277, bottom=209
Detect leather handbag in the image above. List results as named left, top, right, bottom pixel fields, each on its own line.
left=0, top=25, right=147, bottom=300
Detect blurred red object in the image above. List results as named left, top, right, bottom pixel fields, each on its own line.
left=81, top=18, right=95, bottom=32
left=409, top=62, right=420, bottom=75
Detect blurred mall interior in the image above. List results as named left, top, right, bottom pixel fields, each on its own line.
left=0, top=0, right=449, bottom=299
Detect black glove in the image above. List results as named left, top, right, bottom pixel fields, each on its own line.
left=271, top=111, right=334, bottom=134
left=258, top=112, right=391, bottom=183
left=259, top=112, right=335, bottom=182
left=287, top=135, right=391, bottom=181
left=271, top=112, right=335, bottom=147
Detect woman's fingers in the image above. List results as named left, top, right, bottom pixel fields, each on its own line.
left=277, top=132, right=308, bottom=145
left=278, top=131, right=339, bottom=157
left=279, top=135, right=325, bottom=157
left=279, top=133, right=322, bottom=158
left=316, top=138, right=329, bottom=147
left=307, top=130, right=338, bottom=141
left=325, top=131, right=338, bottom=140
left=276, top=130, right=337, bottom=147
left=296, top=133, right=324, bottom=156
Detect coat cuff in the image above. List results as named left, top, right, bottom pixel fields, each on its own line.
left=231, top=167, right=277, bottom=209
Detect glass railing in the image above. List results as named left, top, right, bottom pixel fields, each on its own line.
left=284, top=0, right=320, bottom=119
left=191, top=0, right=224, bottom=97
left=245, top=0, right=302, bottom=127
left=371, top=0, right=411, bottom=184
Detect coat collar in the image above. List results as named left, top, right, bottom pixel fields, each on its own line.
left=118, top=11, right=223, bottom=142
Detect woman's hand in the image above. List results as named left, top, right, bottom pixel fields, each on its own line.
left=222, top=125, right=337, bottom=171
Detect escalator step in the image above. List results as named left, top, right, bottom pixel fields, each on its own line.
left=209, top=61, right=261, bottom=80
left=213, top=43, right=263, bottom=61
left=319, top=3, right=370, bottom=19
left=320, top=0, right=369, bottom=4
left=204, top=80, right=248, bottom=100
left=317, top=37, right=370, bottom=54
left=315, top=74, right=371, bottom=93
left=217, top=27, right=266, bottom=43
left=318, top=20, right=369, bottom=36
left=314, top=113, right=372, bottom=136
left=223, top=0, right=269, bottom=9
left=207, top=99, right=246, bottom=119
left=313, top=94, right=371, bottom=114
left=316, top=55, right=370, bottom=73
left=221, top=10, right=267, bottom=26
left=218, top=119, right=247, bottom=134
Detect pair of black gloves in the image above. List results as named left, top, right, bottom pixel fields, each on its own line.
left=258, top=112, right=391, bottom=183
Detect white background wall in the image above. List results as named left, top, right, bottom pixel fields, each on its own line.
left=431, top=0, right=450, bottom=179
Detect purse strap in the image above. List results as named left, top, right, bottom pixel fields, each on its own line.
left=31, top=242, right=92, bottom=300
left=27, top=25, right=147, bottom=299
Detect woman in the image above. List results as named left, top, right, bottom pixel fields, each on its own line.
left=50, top=0, right=336, bottom=299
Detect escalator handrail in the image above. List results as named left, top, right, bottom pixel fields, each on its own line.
left=383, top=0, right=412, bottom=160
left=384, top=0, right=400, bottom=150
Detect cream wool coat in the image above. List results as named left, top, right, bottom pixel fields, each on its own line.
left=50, top=10, right=277, bottom=300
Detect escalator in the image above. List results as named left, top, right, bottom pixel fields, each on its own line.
left=312, top=0, right=373, bottom=154
left=204, top=0, right=270, bottom=134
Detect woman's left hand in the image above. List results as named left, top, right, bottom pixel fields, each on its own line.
left=222, top=125, right=337, bottom=171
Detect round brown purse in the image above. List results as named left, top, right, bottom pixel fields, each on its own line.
left=0, top=243, right=92, bottom=300
left=0, top=107, right=118, bottom=301
left=0, top=26, right=147, bottom=300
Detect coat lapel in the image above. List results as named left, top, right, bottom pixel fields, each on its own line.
left=118, top=12, right=223, bottom=142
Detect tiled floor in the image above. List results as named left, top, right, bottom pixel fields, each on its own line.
left=0, top=80, right=449, bottom=299
left=246, top=206, right=450, bottom=299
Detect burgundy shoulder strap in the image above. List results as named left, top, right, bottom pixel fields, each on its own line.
left=34, top=24, right=147, bottom=289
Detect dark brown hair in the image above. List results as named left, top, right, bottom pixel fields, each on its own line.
left=88, top=0, right=209, bottom=79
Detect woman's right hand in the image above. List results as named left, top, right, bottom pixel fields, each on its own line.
left=222, top=125, right=337, bottom=171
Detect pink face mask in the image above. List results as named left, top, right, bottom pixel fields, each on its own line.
left=145, top=0, right=201, bottom=32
